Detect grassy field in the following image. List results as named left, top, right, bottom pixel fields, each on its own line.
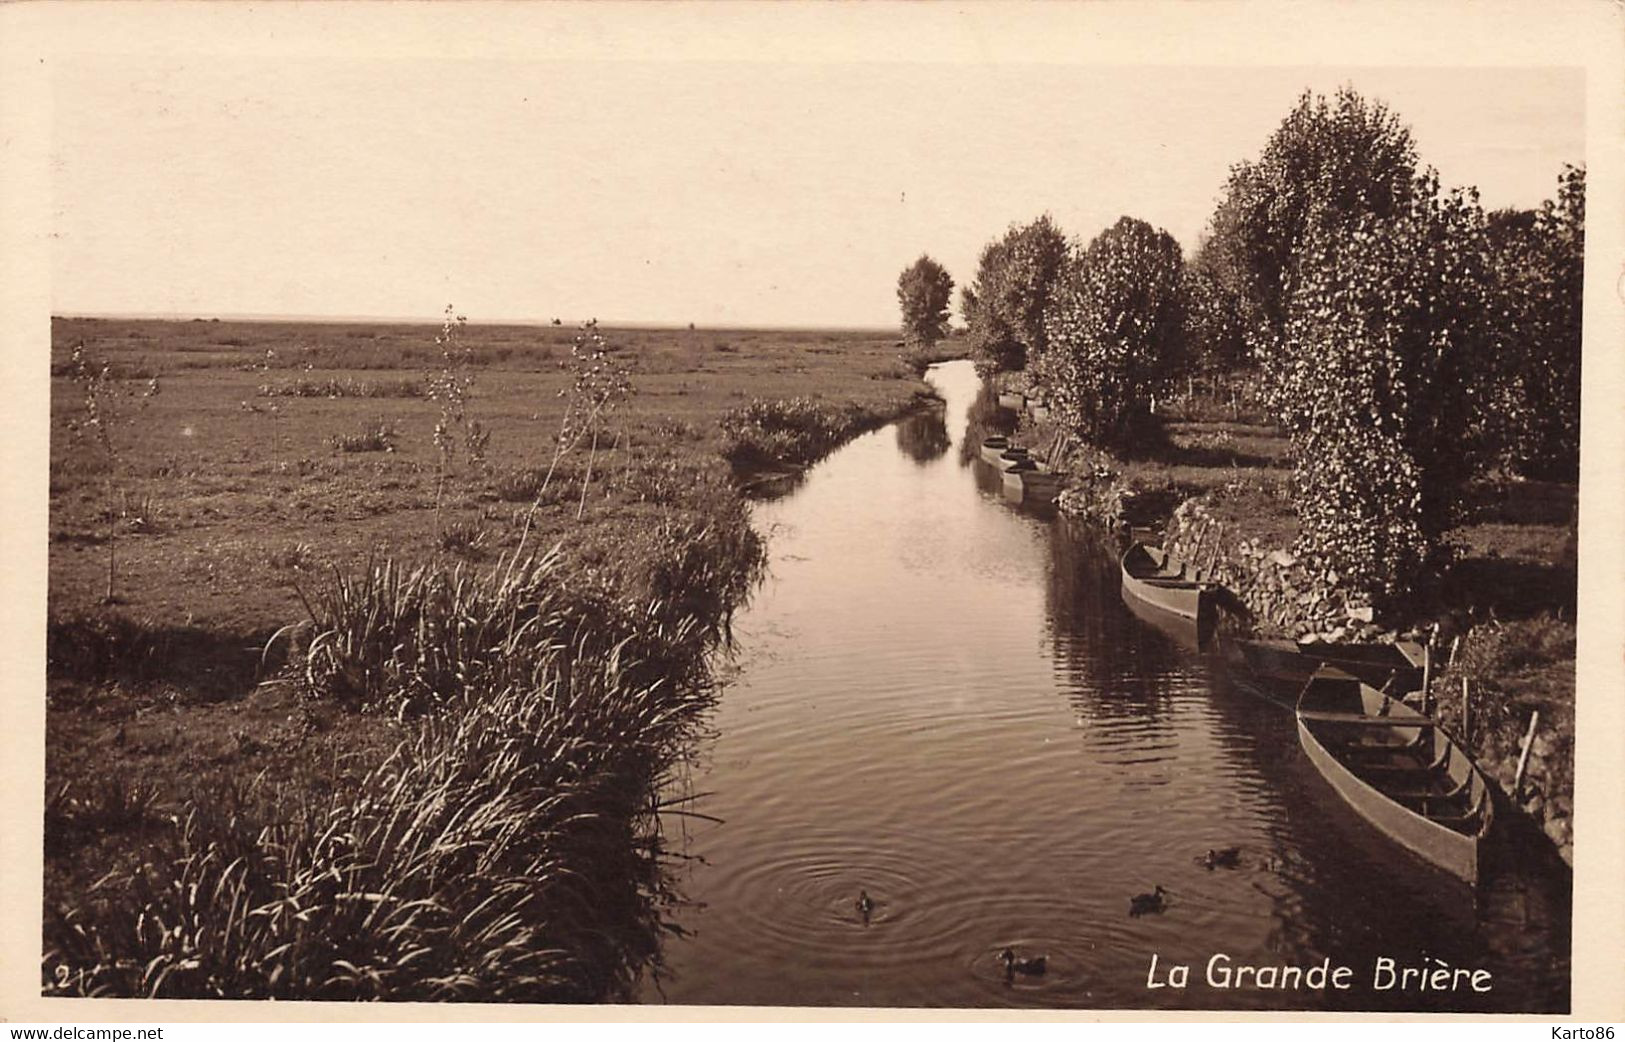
left=44, top=316, right=944, bottom=999
left=49, top=318, right=938, bottom=630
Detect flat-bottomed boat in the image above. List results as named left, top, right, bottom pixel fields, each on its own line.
left=1296, top=667, right=1494, bottom=885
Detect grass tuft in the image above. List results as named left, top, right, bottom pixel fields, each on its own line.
left=260, top=377, right=426, bottom=399
left=329, top=421, right=399, bottom=454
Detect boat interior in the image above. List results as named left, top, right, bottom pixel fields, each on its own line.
left=1299, top=671, right=1491, bottom=837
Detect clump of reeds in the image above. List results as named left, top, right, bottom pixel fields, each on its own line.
left=44, top=649, right=691, bottom=1000
left=493, top=466, right=550, bottom=504
left=329, top=420, right=399, bottom=453
left=434, top=519, right=488, bottom=558
left=718, top=396, right=879, bottom=469
left=258, top=376, right=426, bottom=399
left=45, top=531, right=764, bottom=1000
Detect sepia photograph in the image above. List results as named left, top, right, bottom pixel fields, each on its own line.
left=3, top=0, right=1622, bottom=1024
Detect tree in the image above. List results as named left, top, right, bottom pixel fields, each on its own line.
left=963, top=215, right=1069, bottom=375
left=1188, top=162, right=1264, bottom=372
left=1181, top=267, right=1250, bottom=378
left=964, top=239, right=1021, bottom=374
left=1484, top=165, right=1584, bottom=480
left=895, top=255, right=954, bottom=347
left=1204, top=88, right=1420, bottom=413
left=1040, top=216, right=1186, bottom=451
left=1278, top=173, right=1498, bottom=595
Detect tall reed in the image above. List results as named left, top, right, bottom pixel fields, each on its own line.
left=45, top=524, right=766, bottom=1000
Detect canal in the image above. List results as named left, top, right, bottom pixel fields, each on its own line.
left=638, top=359, right=1568, bottom=1011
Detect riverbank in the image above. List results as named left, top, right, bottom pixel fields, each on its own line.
left=988, top=380, right=1577, bottom=866
left=44, top=317, right=939, bottom=999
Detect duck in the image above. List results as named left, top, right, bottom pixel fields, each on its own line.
left=999, top=948, right=1047, bottom=976
left=1129, top=885, right=1168, bottom=917
left=1201, top=847, right=1243, bottom=870
left=856, top=890, right=875, bottom=920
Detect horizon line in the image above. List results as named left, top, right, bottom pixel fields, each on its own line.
left=53, top=311, right=910, bottom=334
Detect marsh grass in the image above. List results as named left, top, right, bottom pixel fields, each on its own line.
left=46, top=611, right=277, bottom=693
left=329, top=420, right=399, bottom=454
left=44, top=523, right=766, bottom=1000
left=434, top=520, right=489, bottom=559
left=719, top=395, right=918, bottom=469
left=44, top=676, right=690, bottom=1000
left=260, top=376, right=426, bottom=399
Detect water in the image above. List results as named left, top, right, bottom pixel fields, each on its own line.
left=638, top=360, right=1569, bottom=1011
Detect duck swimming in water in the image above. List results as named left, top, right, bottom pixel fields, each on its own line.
left=1201, top=847, right=1243, bottom=870
left=1000, top=948, right=1047, bottom=977
left=1129, top=885, right=1168, bottom=917
left=856, top=890, right=875, bottom=921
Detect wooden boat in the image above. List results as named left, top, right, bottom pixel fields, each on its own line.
left=1121, top=586, right=1205, bottom=650
left=999, top=457, right=1064, bottom=506
left=1238, top=637, right=1426, bottom=702
left=1299, top=637, right=1426, bottom=679
left=1119, top=543, right=1215, bottom=634
left=979, top=435, right=1013, bottom=464
left=1296, top=667, right=1494, bottom=885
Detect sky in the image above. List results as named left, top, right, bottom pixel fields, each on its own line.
left=48, top=45, right=1585, bottom=328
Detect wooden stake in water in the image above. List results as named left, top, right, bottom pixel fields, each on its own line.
left=1514, top=710, right=1541, bottom=798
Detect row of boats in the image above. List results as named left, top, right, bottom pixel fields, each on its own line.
left=1118, top=540, right=1496, bottom=886
left=977, top=435, right=1066, bottom=507
left=974, top=429, right=1495, bottom=885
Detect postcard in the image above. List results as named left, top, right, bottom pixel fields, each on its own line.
left=2, top=0, right=1621, bottom=1024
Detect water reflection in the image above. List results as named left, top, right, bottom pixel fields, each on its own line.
left=894, top=404, right=951, bottom=465
left=957, top=381, right=1019, bottom=467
